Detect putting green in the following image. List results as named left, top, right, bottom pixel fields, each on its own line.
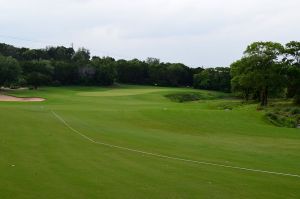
left=1, top=85, right=299, bottom=199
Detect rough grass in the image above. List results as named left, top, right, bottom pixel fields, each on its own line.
left=165, top=92, right=203, bottom=102
left=165, top=91, right=227, bottom=102
left=0, top=85, right=300, bottom=199
left=265, top=105, right=300, bottom=128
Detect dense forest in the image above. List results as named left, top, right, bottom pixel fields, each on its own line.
left=0, top=41, right=299, bottom=106
left=0, top=43, right=230, bottom=91
left=0, top=43, right=229, bottom=90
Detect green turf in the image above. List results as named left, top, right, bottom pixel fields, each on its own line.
left=0, top=85, right=299, bottom=199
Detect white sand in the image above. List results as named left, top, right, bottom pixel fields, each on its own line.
left=0, top=94, right=45, bottom=102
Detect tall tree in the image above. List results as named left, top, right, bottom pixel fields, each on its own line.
left=231, top=42, right=286, bottom=106
left=284, top=41, right=300, bottom=104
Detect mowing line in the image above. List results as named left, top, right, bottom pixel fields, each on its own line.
left=51, top=110, right=300, bottom=179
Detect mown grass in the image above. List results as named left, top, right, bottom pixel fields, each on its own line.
left=0, top=85, right=300, bottom=199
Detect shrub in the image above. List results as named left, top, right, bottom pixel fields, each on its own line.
left=290, top=107, right=300, bottom=115
left=266, top=107, right=299, bottom=128
left=165, top=92, right=203, bottom=103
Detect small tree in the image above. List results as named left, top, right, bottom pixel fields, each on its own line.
left=230, top=58, right=255, bottom=101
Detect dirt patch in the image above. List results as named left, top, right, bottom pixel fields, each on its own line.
left=0, top=94, right=45, bottom=102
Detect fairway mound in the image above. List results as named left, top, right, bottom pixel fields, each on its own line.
left=78, top=88, right=167, bottom=97
left=0, top=94, right=45, bottom=102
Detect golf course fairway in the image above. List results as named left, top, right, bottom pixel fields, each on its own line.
left=0, top=85, right=299, bottom=199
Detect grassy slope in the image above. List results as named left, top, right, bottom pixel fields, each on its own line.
left=0, top=85, right=299, bottom=199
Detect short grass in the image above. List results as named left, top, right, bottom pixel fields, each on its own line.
left=0, top=85, right=300, bottom=199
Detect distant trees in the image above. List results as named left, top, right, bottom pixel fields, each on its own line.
left=148, top=62, right=169, bottom=86
left=22, top=60, right=54, bottom=89
left=0, top=55, right=22, bottom=87
left=46, top=46, right=75, bottom=61
left=52, top=61, right=79, bottom=85
left=0, top=41, right=299, bottom=106
left=90, top=57, right=116, bottom=86
left=72, top=48, right=90, bottom=65
left=0, top=42, right=200, bottom=89
left=166, top=63, right=190, bottom=86
left=0, top=43, right=208, bottom=89
left=116, top=59, right=149, bottom=84
left=193, top=67, right=231, bottom=92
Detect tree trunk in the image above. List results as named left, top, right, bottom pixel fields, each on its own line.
left=260, top=87, right=268, bottom=106
left=294, top=89, right=300, bottom=105
left=245, top=89, right=249, bottom=101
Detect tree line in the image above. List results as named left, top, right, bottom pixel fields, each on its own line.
left=0, top=41, right=299, bottom=106
left=0, top=43, right=230, bottom=91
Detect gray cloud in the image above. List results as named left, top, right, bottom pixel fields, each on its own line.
left=0, top=0, right=299, bottom=67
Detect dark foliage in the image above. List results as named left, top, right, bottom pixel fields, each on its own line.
left=193, top=67, right=231, bottom=92
left=165, top=92, right=203, bottom=102
left=0, top=43, right=209, bottom=89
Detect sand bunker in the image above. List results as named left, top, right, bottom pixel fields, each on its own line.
left=0, top=94, right=45, bottom=102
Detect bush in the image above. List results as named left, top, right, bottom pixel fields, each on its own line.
left=294, top=94, right=300, bottom=105
left=266, top=106, right=299, bottom=128
left=52, top=80, right=61, bottom=87
left=165, top=92, right=203, bottom=103
left=290, top=107, right=300, bottom=115
left=266, top=112, right=279, bottom=121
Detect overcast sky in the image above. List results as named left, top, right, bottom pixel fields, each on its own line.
left=0, top=0, right=299, bottom=67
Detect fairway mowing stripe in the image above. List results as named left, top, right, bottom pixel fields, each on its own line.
left=51, top=110, right=300, bottom=179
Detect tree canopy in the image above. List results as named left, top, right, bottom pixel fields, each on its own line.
left=230, top=41, right=299, bottom=106
left=0, top=55, right=22, bottom=87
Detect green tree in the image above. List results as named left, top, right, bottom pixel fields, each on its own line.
left=167, top=63, right=190, bottom=86
left=284, top=41, right=300, bottom=104
left=239, top=42, right=285, bottom=106
left=148, top=62, right=168, bottom=86
left=193, top=67, right=231, bottom=92
left=115, top=59, right=148, bottom=84
left=230, top=58, right=255, bottom=101
left=52, top=61, right=79, bottom=85
left=72, top=48, right=90, bottom=65
left=22, top=60, right=54, bottom=89
left=46, top=46, right=75, bottom=61
left=90, top=57, right=116, bottom=86
left=0, top=55, right=22, bottom=87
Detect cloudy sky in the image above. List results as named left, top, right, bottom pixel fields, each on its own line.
left=0, top=0, right=299, bottom=67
